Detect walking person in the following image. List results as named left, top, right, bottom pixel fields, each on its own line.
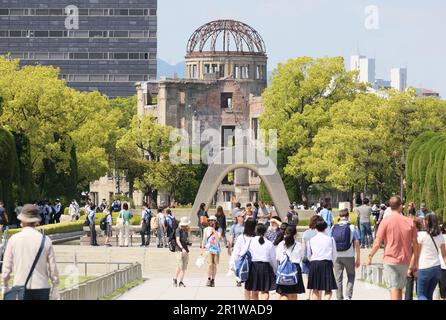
left=197, top=203, right=208, bottom=246
left=287, top=204, right=299, bottom=226
left=415, top=213, right=446, bottom=300
left=232, top=202, right=242, bottom=219
left=43, top=201, right=52, bottom=225
left=165, top=209, right=176, bottom=242
left=140, top=203, right=152, bottom=247
left=173, top=217, right=191, bottom=288
left=257, top=201, right=272, bottom=226
left=53, top=199, right=63, bottom=224
left=103, top=206, right=113, bottom=247
left=416, top=203, right=429, bottom=219
left=405, top=217, right=424, bottom=300
left=407, top=202, right=416, bottom=218
left=354, top=198, right=373, bottom=248
left=118, top=203, right=132, bottom=247
left=265, top=216, right=282, bottom=244
left=88, top=205, right=98, bottom=246
left=0, top=201, right=8, bottom=232
left=69, top=200, right=80, bottom=222
left=330, top=209, right=361, bottom=300
left=301, top=215, right=320, bottom=300
left=1, top=204, right=59, bottom=300
left=367, top=196, right=419, bottom=300
left=216, top=206, right=228, bottom=248
left=307, top=217, right=338, bottom=300
left=201, top=215, right=222, bottom=287
left=228, top=211, right=245, bottom=255
left=155, top=208, right=167, bottom=248
left=241, top=224, right=277, bottom=300
left=229, top=218, right=256, bottom=289
left=439, top=223, right=446, bottom=300
left=245, top=203, right=253, bottom=220
left=318, top=200, right=334, bottom=229
left=14, top=202, right=23, bottom=221
left=275, top=225, right=306, bottom=300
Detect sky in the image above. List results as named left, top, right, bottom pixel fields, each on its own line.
left=158, top=0, right=446, bottom=96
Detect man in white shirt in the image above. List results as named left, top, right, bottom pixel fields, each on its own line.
left=330, top=209, right=361, bottom=300
left=156, top=208, right=167, bottom=248
left=1, top=204, right=59, bottom=300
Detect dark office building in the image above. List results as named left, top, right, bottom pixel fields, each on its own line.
left=0, top=0, right=157, bottom=97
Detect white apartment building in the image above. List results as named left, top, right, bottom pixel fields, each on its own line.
left=391, top=67, right=408, bottom=92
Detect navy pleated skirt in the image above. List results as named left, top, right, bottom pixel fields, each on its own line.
left=245, top=262, right=277, bottom=292
left=307, top=260, right=338, bottom=291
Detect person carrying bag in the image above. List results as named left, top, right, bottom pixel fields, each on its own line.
left=4, top=234, right=46, bottom=300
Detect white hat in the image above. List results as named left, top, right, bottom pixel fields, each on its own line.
left=208, top=215, right=217, bottom=221
left=179, top=217, right=191, bottom=227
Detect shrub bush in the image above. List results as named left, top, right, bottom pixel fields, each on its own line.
left=7, top=221, right=84, bottom=236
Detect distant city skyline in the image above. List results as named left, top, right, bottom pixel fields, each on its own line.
left=158, top=0, right=445, bottom=96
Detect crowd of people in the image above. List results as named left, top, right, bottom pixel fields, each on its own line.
left=1, top=194, right=446, bottom=301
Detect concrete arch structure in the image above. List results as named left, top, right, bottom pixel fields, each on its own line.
left=190, top=146, right=291, bottom=226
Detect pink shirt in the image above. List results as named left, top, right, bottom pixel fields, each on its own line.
left=376, top=212, right=417, bottom=265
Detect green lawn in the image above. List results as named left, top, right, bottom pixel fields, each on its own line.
left=99, top=278, right=144, bottom=300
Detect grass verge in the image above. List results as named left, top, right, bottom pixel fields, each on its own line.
left=99, top=278, right=144, bottom=300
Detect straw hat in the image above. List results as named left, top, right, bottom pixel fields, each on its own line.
left=179, top=217, right=191, bottom=227
left=17, top=204, right=41, bottom=223
left=208, top=215, right=217, bottom=221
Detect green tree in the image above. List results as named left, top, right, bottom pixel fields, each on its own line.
left=0, top=128, right=20, bottom=219
left=117, top=115, right=176, bottom=206
left=303, top=94, right=392, bottom=199
left=260, top=56, right=365, bottom=205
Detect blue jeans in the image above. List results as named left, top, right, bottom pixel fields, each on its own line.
left=360, top=222, right=373, bottom=247
left=417, top=265, right=441, bottom=300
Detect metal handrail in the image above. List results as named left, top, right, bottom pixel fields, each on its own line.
left=56, top=261, right=133, bottom=276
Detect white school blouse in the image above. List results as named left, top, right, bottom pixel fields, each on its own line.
left=229, top=234, right=253, bottom=267
left=308, top=231, right=337, bottom=262
left=276, top=241, right=303, bottom=264
left=241, top=236, right=277, bottom=272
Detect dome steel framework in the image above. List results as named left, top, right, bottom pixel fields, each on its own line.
left=186, top=19, right=266, bottom=54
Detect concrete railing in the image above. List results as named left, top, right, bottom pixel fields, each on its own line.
left=59, top=263, right=142, bottom=300
left=360, top=264, right=384, bottom=286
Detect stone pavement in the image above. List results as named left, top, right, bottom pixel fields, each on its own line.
left=53, top=243, right=389, bottom=300
left=118, top=273, right=390, bottom=301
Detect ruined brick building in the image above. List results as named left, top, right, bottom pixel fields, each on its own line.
left=137, top=19, right=268, bottom=207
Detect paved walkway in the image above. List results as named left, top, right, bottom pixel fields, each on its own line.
left=53, top=244, right=389, bottom=300
left=118, top=274, right=389, bottom=301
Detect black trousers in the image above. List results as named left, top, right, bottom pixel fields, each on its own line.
left=25, top=288, right=51, bottom=300
left=90, top=223, right=97, bottom=245
left=140, top=222, right=150, bottom=246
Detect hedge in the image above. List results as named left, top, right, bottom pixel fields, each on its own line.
left=406, top=132, right=446, bottom=221
left=6, top=221, right=84, bottom=236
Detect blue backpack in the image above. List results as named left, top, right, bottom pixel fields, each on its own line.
left=331, top=223, right=352, bottom=252
left=235, top=239, right=252, bottom=282
left=276, top=244, right=298, bottom=286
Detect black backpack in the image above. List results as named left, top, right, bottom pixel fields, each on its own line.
left=99, top=217, right=107, bottom=231
left=168, top=221, right=180, bottom=252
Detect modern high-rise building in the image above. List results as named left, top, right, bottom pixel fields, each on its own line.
left=350, top=54, right=375, bottom=84
left=390, top=67, right=408, bottom=92
left=0, top=0, right=157, bottom=98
